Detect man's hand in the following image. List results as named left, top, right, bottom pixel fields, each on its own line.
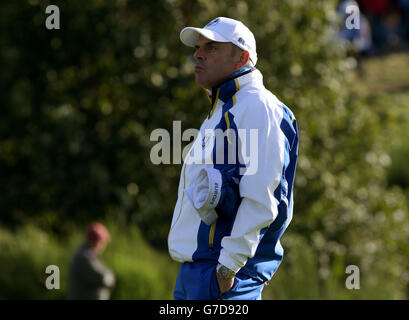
left=216, top=270, right=234, bottom=294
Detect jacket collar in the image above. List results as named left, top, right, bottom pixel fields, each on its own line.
left=211, top=67, right=256, bottom=105
left=207, top=67, right=258, bottom=118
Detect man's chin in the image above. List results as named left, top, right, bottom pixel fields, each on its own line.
left=194, top=74, right=210, bottom=89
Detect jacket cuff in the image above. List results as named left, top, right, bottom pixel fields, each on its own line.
left=218, top=249, right=245, bottom=274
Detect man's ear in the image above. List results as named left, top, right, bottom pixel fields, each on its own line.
left=238, top=51, right=250, bottom=68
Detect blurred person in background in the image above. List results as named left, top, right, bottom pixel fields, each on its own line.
left=359, top=0, right=403, bottom=51
left=399, top=0, right=409, bottom=42
left=338, top=0, right=373, bottom=56
left=67, top=222, right=115, bottom=300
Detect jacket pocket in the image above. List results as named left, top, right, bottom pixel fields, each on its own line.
left=219, top=277, right=240, bottom=300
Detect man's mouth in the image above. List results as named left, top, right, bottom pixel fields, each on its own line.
left=194, top=65, right=204, bottom=72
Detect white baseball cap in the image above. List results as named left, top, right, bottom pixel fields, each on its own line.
left=180, top=17, right=258, bottom=66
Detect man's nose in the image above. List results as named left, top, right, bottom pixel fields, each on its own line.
left=193, top=47, right=205, bottom=61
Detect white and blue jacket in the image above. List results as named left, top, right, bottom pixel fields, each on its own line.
left=168, top=67, right=299, bottom=283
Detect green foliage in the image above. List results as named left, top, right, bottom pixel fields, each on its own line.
left=263, top=234, right=321, bottom=300
left=103, top=221, right=178, bottom=299
left=0, top=0, right=408, bottom=299
left=388, top=142, right=409, bottom=189
left=0, top=224, right=69, bottom=299
left=0, top=222, right=179, bottom=299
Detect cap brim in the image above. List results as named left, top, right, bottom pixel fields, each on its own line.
left=180, top=27, right=230, bottom=47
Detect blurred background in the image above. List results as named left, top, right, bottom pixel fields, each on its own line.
left=0, top=0, right=408, bottom=299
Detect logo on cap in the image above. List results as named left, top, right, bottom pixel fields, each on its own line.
left=238, top=37, right=246, bottom=46
left=206, top=18, right=220, bottom=28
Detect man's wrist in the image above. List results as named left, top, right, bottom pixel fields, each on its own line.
left=216, top=263, right=236, bottom=278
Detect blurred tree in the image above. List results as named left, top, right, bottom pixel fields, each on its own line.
left=0, top=0, right=408, bottom=298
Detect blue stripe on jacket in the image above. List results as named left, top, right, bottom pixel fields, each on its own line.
left=192, top=88, right=242, bottom=261
left=241, top=103, right=299, bottom=282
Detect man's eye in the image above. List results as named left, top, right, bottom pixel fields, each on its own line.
left=206, top=46, right=216, bottom=51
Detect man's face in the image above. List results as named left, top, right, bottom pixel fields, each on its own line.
left=95, top=239, right=108, bottom=254
left=193, top=35, right=239, bottom=89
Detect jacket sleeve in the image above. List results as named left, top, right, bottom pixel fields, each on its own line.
left=218, top=98, right=286, bottom=273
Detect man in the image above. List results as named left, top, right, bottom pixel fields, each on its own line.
left=68, top=222, right=115, bottom=300
left=168, top=17, right=299, bottom=300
